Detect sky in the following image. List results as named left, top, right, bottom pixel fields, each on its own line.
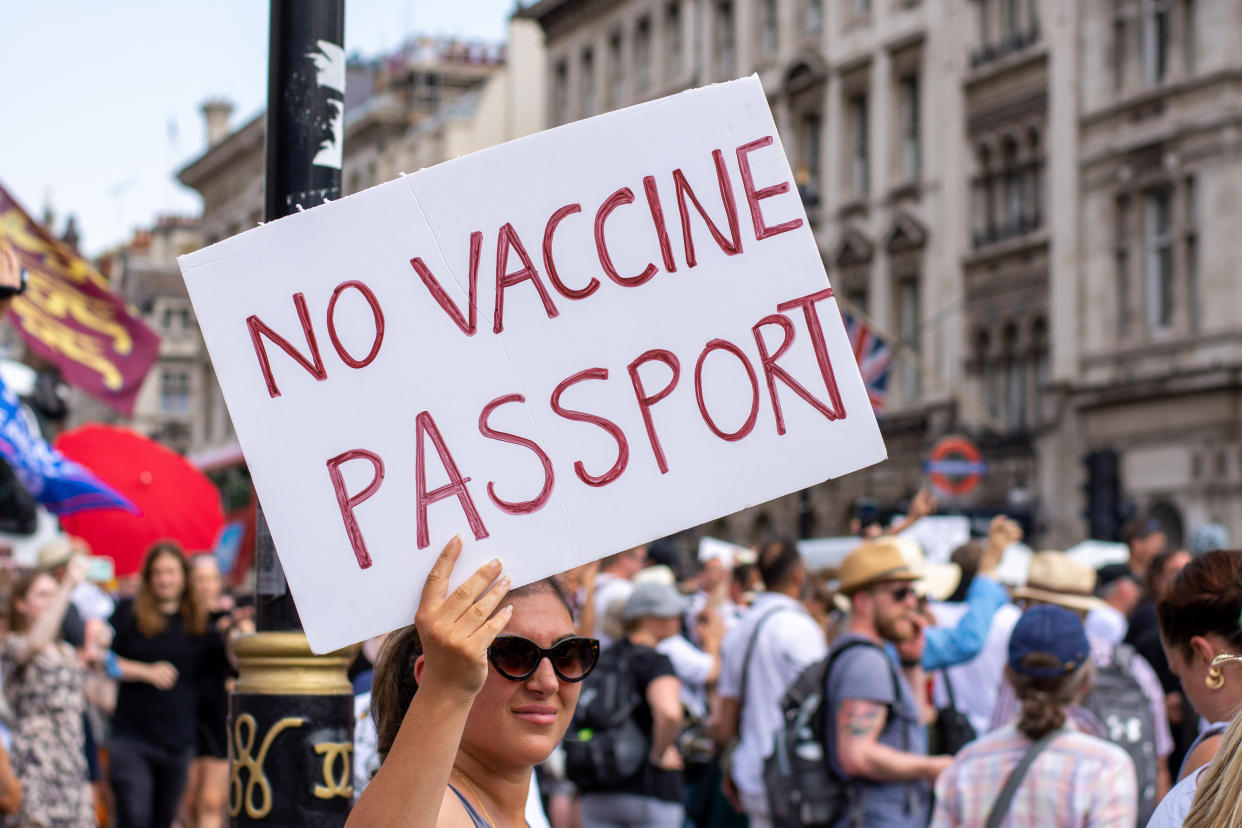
left=2, top=1, right=520, bottom=257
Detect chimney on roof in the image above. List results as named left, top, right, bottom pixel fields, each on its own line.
left=201, top=99, right=235, bottom=147
left=62, top=215, right=80, bottom=252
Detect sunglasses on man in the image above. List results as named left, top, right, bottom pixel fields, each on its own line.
left=873, top=584, right=916, bottom=603
left=487, top=635, right=600, bottom=683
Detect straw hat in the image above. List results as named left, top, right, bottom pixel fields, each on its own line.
left=890, top=536, right=962, bottom=602
left=1011, top=551, right=1106, bottom=613
left=37, top=536, right=76, bottom=570
left=837, top=537, right=922, bottom=595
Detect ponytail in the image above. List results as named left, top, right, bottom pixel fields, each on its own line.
left=1007, top=661, right=1092, bottom=740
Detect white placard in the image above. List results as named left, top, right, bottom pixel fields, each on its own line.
left=180, top=77, right=887, bottom=652
left=898, top=515, right=972, bottom=564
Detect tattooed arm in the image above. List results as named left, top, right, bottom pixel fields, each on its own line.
left=834, top=698, right=952, bottom=783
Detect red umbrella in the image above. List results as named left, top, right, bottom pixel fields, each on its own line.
left=54, top=424, right=225, bottom=577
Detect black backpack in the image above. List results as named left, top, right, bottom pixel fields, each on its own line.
left=763, top=639, right=901, bottom=828
left=1081, top=643, right=1159, bottom=826
left=563, top=643, right=648, bottom=790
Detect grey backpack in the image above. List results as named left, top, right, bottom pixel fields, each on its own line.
left=1080, top=643, right=1158, bottom=826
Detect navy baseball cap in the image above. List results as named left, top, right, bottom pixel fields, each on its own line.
left=1008, top=605, right=1090, bottom=678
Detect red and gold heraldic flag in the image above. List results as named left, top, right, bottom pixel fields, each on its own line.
left=0, top=184, right=159, bottom=416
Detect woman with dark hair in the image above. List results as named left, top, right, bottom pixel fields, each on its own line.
left=1156, top=548, right=1242, bottom=780
left=1, top=559, right=93, bottom=827
left=349, top=537, right=599, bottom=826
left=930, top=605, right=1136, bottom=827
left=178, top=554, right=235, bottom=828
left=108, top=541, right=216, bottom=828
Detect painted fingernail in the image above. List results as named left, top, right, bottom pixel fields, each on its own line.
left=487, top=558, right=501, bottom=571
left=497, top=575, right=512, bottom=590
left=501, top=604, right=515, bottom=617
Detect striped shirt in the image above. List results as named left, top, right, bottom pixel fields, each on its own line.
left=930, top=725, right=1137, bottom=828
left=988, top=635, right=1173, bottom=758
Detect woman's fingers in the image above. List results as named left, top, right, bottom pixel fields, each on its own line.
left=469, top=603, right=515, bottom=650
left=441, top=556, right=503, bottom=621
left=460, top=575, right=511, bottom=636
left=419, top=535, right=463, bottom=608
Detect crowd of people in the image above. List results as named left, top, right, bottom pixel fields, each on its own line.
left=0, top=494, right=1238, bottom=828
left=351, top=501, right=1242, bottom=828
left=0, top=539, right=250, bottom=828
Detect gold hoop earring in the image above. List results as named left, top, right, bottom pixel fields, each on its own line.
left=1205, top=666, right=1225, bottom=690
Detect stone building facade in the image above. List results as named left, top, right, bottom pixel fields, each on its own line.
left=1064, top=0, right=1242, bottom=548
left=527, top=0, right=978, bottom=544
left=81, top=217, right=233, bottom=457
left=525, top=0, right=1242, bottom=549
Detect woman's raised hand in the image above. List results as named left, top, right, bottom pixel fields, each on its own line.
left=414, top=536, right=512, bottom=699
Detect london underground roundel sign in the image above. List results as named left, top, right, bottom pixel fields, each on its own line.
left=926, top=435, right=986, bottom=497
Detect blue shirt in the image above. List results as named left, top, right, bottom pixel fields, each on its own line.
left=922, top=575, right=1008, bottom=671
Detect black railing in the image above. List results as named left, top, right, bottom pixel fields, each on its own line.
left=971, top=209, right=1043, bottom=249
left=969, top=21, right=1041, bottom=69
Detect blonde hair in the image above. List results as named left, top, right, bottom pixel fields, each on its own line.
left=1185, top=711, right=1242, bottom=828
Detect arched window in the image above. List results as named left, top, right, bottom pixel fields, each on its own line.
left=1027, top=126, right=1043, bottom=228
left=1031, top=317, right=1049, bottom=387
left=977, top=329, right=999, bottom=418
left=1003, top=323, right=1025, bottom=431
left=1001, top=136, right=1024, bottom=234
left=977, top=144, right=995, bottom=243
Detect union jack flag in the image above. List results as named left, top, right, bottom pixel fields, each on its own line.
left=843, top=312, right=893, bottom=415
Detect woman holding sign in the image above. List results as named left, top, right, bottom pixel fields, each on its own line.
left=350, top=536, right=599, bottom=827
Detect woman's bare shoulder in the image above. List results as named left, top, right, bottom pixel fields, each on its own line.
left=1178, top=735, right=1223, bottom=782
left=437, top=785, right=477, bottom=828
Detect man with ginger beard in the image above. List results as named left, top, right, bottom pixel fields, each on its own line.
left=824, top=538, right=953, bottom=828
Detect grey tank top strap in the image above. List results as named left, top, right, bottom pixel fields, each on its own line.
left=448, top=784, right=492, bottom=828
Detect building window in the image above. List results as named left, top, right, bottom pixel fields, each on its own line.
left=1003, top=324, right=1026, bottom=431
left=1032, top=317, right=1049, bottom=402
left=580, top=47, right=595, bottom=117
left=161, top=369, right=190, bottom=415
left=807, top=0, right=823, bottom=35
left=1185, top=175, right=1200, bottom=332
left=607, top=32, right=623, bottom=110
left=717, top=1, right=736, bottom=77
left=797, top=112, right=822, bottom=212
left=848, top=93, right=869, bottom=199
left=899, top=277, right=920, bottom=401
left=973, top=130, right=1043, bottom=248
left=162, top=307, right=192, bottom=337
left=1001, top=137, right=1024, bottom=233
left=1142, top=0, right=1169, bottom=86
left=1184, top=0, right=1196, bottom=75
left=1116, top=195, right=1132, bottom=337
left=981, top=331, right=1000, bottom=417
left=847, top=289, right=869, bottom=316
left=635, top=18, right=652, bottom=93
left=972, top=0, right=1039, bottom=67
left=974, top=145, right=996, bottom=245
left=553, top=59, right=569, bottom=125
left=898, top=74, right=920, bottom=183
left=1027, top=127, right=1044, bottom=226
left=1113, top=13, right=1127, bottom=92
left=1002, top=0, right=1021, bottom=39
left=1144, top=188, right=1173, bottom=329
left=761, top=0, right=778, bottom=54
left=666, top=2, right=683, bottom=79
